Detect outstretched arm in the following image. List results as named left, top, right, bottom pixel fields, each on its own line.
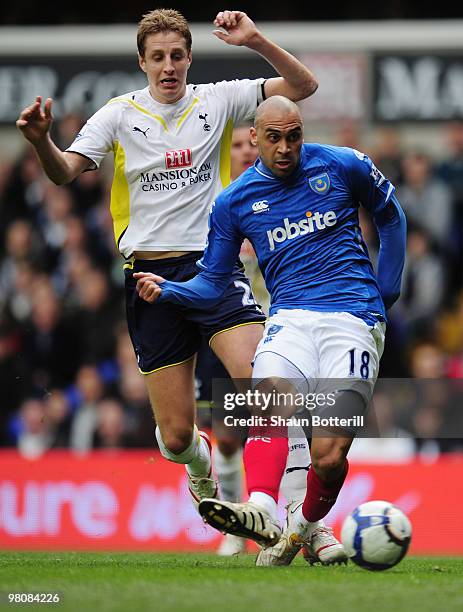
left=134, top=265, right=235, bottom=308
left=373, top=195, right=407, bottom=309
left=135, top=197, right=243, bottom=308
left=213, top=10, right=318, bottom=101
left=16, top=96, right=91, bottom=184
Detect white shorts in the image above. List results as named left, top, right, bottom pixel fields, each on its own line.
left=253, top=309, right=385, bottom=404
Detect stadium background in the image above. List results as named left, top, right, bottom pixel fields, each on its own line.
left=0, top=3, right=462, bottom=554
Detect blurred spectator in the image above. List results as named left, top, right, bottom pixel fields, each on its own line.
left=115, top=327, right=154, bottom=447
left=52, top=215, right=111, bottom=297
left=405, top=341, right=462, bottom=455
left=20, top=279, right=81, bottom=389
left=120, top=372, right=154, bottom=447
left=372, top=127, right=403, bottom=186
left=334, top=118, right=363, bottom=150
left=69, top=365, right=105, bottom=452
left=115, top=326, right=137, bottom=371
left=75, top=269, right=121, bottom=363
left=93, top=398, right=134, bottom=449
left=0, top=220, right=44, bottom=307
left=6, top=261, right=37, bottom=323
left=438, top=121, right=463, bottom=214
left=64, top=251, right=95, bottom=307
left=408, top=340, right=448, bottom=379
left=230, top=122, right=257, bottom=181
left=0, top=158, right=14, bottom=202
left=70, top=166, right=106, bottom=219
left=44, top=389, right=72, bottom=448
left=0, top=149, right=46, bottom=233
left=52, top=112, right=85, bottom=150
left=436, top=290, right=463, bottom=375
left=37, top=184, right=74, bottom=250
left=397, top=225, right=446, bottom=337
left=17, top=398, right=51, bottom=459
left=51, top=214, right=88, bottom=295
left=397, top=151, right=454, bottom=251
left=437, top=121, right=463, bottom=287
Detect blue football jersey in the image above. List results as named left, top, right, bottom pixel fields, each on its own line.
left=159, top=144, right=404, bottom=325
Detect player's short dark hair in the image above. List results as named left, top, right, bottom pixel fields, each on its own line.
left=137, top=8, right=192, bottom=56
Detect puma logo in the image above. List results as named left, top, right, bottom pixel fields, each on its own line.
left=133, top=126, right=150, bottom=138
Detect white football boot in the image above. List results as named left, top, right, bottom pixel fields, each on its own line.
left=187, top=432, right=219, bottom=510
left=217, top=534, right=247, bottom=556
left=256, top=501, right=308, bottom=566
left=302, top=523, right=348, bottom=565
left=199, top=499, right=281, bottom=547
left=256, top=502, right=348, bottom=566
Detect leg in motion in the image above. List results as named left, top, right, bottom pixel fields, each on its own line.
left=145, top=357, right=219, bottom=509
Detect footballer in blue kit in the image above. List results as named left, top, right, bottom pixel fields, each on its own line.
left=156, top=141, right=403, bottom=324
left=134, top=96, right=407, bottom=566
left=18, top=8, right=324, bottom=550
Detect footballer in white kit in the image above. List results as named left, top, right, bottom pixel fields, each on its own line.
left=67, top=79, right=266, bottom=259
left=16, top=9, right=321, bottom=559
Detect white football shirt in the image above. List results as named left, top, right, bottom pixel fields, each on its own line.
left=67, top=79, right=264, bottom=258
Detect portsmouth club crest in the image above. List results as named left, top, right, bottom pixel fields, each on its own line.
left=263, top=324, right=283, bottom=344
left=309, top=172, right=330, bottom=195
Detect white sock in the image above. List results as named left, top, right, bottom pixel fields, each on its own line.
left=249, top=491, right=278, bottom=520
left=280, top=426, right=311, bottom=504
left=214, top=447, right=243, bottom=502
left=155, top=425, right=211, bottom=478
left=291, top=503, right=311, bottom=538
left=186, top=430, right=212, bottom=478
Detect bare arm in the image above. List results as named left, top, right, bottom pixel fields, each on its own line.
left=16, top=96, right=91, bottom=185
left=213, top=11, right=318, bottom=101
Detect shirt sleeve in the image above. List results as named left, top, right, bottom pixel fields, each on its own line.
left=340, top=148, right=406, bottom=308
left=343, top=148, right=396, bottom=215
left=211, top=78, right=266, bottom=124
left=66, top=100, right=120, bottom=168
left=158, top=192, right=243, bottom=308
left=373, top=194, right=407, bottom=309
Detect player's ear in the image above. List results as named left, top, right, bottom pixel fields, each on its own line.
left=187, top=50, right=192, bottom=68
left=138, top=53, right=147, bottom=73
left=250, top=127, right=258, bottom=146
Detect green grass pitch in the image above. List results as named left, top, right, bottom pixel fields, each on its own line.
left=0, top=553, right=462, bottom=612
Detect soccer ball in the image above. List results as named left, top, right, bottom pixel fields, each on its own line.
left=341, top=500, right=412, bottom=571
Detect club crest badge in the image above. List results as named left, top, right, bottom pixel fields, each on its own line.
left=263, top=324, right=283, bottom=344
left=309, top=173, right=330, bottom=195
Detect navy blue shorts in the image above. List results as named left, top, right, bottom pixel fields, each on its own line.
left=125, top=253, right=266, bottom=374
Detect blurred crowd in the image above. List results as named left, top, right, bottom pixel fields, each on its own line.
left=1, top=115, right=463, bottom=458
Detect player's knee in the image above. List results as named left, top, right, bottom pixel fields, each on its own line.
left=255, top=376, right=278, bottom=395
left=254, top=376, right=295, bottom=413
left=161, top=427, right=195, bottom=456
